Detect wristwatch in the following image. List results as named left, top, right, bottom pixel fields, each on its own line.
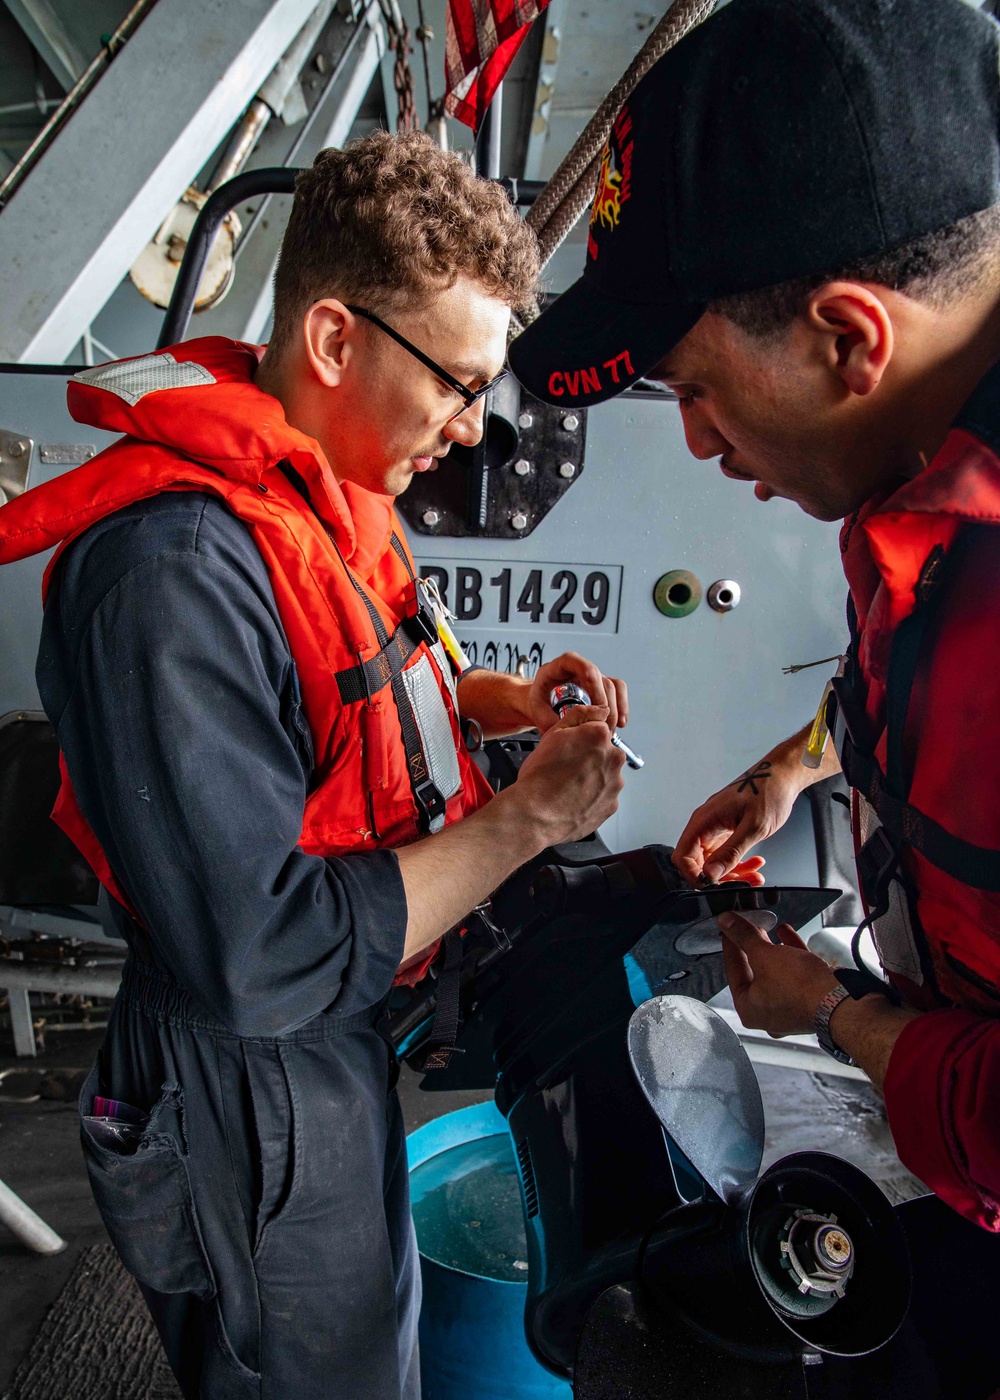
left=814, top=984, right=854, bottom=1064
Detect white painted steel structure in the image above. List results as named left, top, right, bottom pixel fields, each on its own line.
left=0, top=0, right=321, bottom=364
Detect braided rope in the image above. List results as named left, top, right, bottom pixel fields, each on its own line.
left=520, top=0, right=716, bottom=318
left=533, top=149, right=601, bottom=271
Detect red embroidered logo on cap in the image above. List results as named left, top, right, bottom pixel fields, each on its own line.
left=592, top=147, right=623, bottom=234
left=587, top=106, right=635, bottom=262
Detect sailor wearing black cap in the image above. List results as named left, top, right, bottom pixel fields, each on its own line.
left=510, top=0, right=1000, bottom=1236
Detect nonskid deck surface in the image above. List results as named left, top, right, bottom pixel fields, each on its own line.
left=4, top=1242, right=182, bottom=1400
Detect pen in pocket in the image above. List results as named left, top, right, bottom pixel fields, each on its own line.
left=83, top=1096, right=149, bottom=1154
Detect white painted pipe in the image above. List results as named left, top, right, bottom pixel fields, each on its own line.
left=0, top=959, right=122, bottom=999
left=0, top=1178, right=66, bottom=1255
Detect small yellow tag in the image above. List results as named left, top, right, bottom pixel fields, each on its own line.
left=801, top=659, right=846, bottom=769
left=421, top=576, right=471, bottom=672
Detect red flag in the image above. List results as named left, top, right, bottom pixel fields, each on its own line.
left=445, top=0, right=552, bottom=132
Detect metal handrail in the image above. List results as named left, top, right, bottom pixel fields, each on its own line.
left=156, top=167, right=299, bottom=350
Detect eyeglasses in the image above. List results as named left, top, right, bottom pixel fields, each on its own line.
left=345, top=305, right=508, bottom=420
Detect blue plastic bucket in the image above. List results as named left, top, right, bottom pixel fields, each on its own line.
left=407, top=1102, right=572, bottom=1400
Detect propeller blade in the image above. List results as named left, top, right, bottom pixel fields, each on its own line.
left=627, top=995, right=763, bottom=1203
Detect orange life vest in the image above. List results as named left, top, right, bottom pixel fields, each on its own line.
left=0, top=338, right=493, bottom=984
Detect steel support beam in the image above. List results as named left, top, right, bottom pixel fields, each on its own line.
left=2, top=0, right=87, bottom=91
left=0, top=0, right=321, bottom=364
left=0, top=957, right=124, bottom=1056
left=202, top=10, right=384, bottom=345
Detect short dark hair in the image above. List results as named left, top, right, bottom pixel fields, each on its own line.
left=270, top=131, right=539, bottom=354
left=710, top=203, right=1000, bottom=340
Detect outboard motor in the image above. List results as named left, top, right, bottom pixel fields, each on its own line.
left=390, top=840, right=841, bottom=1368
left=390, top=845, right=1000, bottom=1398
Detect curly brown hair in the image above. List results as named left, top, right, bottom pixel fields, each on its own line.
left=269, top=131, right=539, bottom=354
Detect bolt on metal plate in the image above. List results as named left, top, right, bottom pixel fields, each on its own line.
left=398, top=388, right=586, bottom=538
left=0, top=427, right=34, bottom=506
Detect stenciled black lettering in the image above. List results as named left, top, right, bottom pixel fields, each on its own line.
left=490, top=567, right=511, bottom=623
left=455, top=566, right=483, bottom=621
left=517, top=569, right=544, bottom=624
left=548, top=570, right=577, bottom=624
left=582, top=571, right=610, bottom=626
left=421, top=566, right=449, bottom=610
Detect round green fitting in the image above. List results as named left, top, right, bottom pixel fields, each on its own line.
left=653, top=570, right=702, bottom=618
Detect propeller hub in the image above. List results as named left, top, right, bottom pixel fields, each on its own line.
left=779, top=1210, right=855, bottom=1299
left=814, top=1223, right=853, bottom=1271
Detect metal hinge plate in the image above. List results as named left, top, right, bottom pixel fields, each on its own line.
left=0, top=428, right=33, bottom=505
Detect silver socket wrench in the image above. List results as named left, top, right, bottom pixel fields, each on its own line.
left=549, top=683, right=645, bottom=769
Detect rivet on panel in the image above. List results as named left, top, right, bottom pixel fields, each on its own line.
left=707, top=579, right=741, bottom=613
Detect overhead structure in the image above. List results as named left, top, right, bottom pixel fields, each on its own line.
left=0, top=0, right=323, bottom=364
left=1, top=0, right=87, bottom=90
left=205, top=4, right=386, bottom=346
left=127, top=1, right=336, bottom=314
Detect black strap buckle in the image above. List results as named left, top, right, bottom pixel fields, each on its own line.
left=404, top=607, right=439, bottom=649
left=403, top=581, right=440, bottom=649
left=830, top=674, right=874, bottom=757
left=856, top=824, right=899, bottom=914
left=413, top=777, right=447, bottom=828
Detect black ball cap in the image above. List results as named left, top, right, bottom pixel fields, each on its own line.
left=508, top=0, right=1000, bottom=408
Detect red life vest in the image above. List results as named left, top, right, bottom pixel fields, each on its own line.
left=831, top=410, right=1000, bottom=1018
left=0, top=338, right=493, bottom=984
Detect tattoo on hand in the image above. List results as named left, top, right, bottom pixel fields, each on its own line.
left=735, top=760, right=772, bottom=795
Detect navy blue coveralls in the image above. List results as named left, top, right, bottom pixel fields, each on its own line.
left=36, top=492, right=421, bottom=1400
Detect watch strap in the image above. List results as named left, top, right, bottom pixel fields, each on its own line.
left=814, top=984, right=854, bottom=1064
